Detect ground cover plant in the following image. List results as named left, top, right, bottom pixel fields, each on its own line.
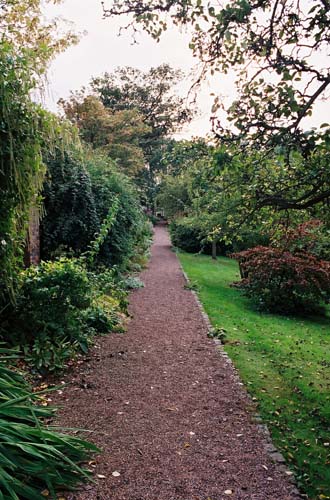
left=178, top=252, right=330, bottom=500
left=0, top=348, right=98, bottom=499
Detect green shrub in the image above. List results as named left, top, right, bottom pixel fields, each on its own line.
left=0, top=349, right=98, bottom=499
left=88, top=268, right=128, bottom=312
left=169, top=218, right=202, bottom=253
left=82, top=306, right=118, bottom=334
left=14, top=258, right=91, bottom=343
left=87, top=155, right=148, bottom=268
left=23, top=336, right=77, bottom=372
left=170, top=217, right=231, bottom=255
left=3, top=259, right=113, bottom=371
left=231, top=227, right=270, bottom=252
left=41, top=150, right=150, bottom=270
left=41, top=149, right=99, bottom=260
left=233, top=246, right=330, bottom=314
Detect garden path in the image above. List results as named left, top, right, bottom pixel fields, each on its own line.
left=58, top=224, right=301, bottom=500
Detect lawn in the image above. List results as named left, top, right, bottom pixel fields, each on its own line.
left=178, top=252, right=330, bottom=500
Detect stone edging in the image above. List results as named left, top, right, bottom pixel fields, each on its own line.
left=180, top=264, right=306, bottom=500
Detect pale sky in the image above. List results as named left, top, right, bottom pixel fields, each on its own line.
left=43, top=0, right=329, bottom=139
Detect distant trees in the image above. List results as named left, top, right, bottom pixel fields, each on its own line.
left=103, top=0, right=330, bottom=212
left=59, top=95, right=149, bottom=176
left=61, top=65, right=194, bottom=203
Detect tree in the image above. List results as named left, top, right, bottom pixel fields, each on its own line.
left=0, top=0, right=77, bottom=74
left=103, top=0, right=330, bottom=211
left=91, top=65, right=192, bottom=141
left=90, top=64, right=195, bottom=203
left=60, top=94, right=149, bottom=176
left=156, top=138, right=212, bottom=217
left=103, top=0, right=330, bottom=141
left=159, top=138, right=211, bottom=176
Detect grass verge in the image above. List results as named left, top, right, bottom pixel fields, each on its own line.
left=178, top=252, right=330, bottom=500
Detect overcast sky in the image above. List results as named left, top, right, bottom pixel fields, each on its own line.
left=44, top=0, right=329, bottom=139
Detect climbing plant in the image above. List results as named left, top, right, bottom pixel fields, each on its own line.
left=0, top=0, right=77, bottom=306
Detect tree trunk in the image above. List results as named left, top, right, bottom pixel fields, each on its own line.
left=24, top=204, right=40, bottom=267
left=212, top=240, right=217, bottom=260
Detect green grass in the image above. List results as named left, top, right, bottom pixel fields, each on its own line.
left=178, top=252, right=330, bottom=500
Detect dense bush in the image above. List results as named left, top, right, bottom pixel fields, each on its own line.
left=169, top=217, right=230, bottom=255
left=41, top=149, right=150, bottom=269
left=2, top=259, right=122, bottom=372
left=41, top=148, right=99, bottom=260
left=5, top=259, right=92, bottom=371
left=0, top=349, right=98, bottom=498
left=87, top=155, right=150, bottom=267
left=169, top=218, right=203, bottom=252
left=231, top=227, right=270, bottom=252
left=233, top=246, right=330, bottom=314
left=0, top=41, right=50, bottom=308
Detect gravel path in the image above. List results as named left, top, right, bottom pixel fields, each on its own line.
left=57, top=225, right=302, bottom=500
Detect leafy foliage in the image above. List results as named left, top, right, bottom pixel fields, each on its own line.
left=103, top=0, right=330, bottom=143
left=170, top=218, right=203, bottom=253
left=103, top=0, right=330, bottom=213
left=122, top=276, right=144, bottom=290
left=87, top=154, right=149, bottom=267
left=0, top=0, right=77, bottom=306
left=41, top=147, right=149, bottom=268
left=272, top=219, right=330, bottom=261
left=5, top=259, right=92, bottom=370
left=156, top=176, right=191, bottom=219
left=233, top=246, right=330, bottom=314
left=0, top=41, right=45, bottom=305
left=59, top=95, right=149, bottom=177
left=0, top=349, right=98, bottom=498
left=90, top=65, right=192, bottom=141
left=65, top=65, right=195, bottom=203
left=41, top=147, right=99, bottom=260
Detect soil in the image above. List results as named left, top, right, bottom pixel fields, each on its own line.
left=54, top=225, right=302, bottom=500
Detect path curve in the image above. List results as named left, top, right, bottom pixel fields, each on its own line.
left=58, top=225, right=301, bottom=500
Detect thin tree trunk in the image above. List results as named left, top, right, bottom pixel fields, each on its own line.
left=24, top=204, right=40, bottom=267
left=212, top=240, right=217, bottom=260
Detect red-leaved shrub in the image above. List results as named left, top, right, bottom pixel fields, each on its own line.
left=273, top=219, right=330, bottom=257
left=232, top=246, right=330, bottom=314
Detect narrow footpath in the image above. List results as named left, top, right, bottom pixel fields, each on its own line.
left=58, top=225, right=301, bottom=500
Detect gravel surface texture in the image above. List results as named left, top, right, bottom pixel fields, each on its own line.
left=56, top=225, right=302, bottom=500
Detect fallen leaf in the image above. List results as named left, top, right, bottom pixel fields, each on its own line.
left=183, top=442, right=191, bottom=448
left=41, top=490, right=49, bottom=497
